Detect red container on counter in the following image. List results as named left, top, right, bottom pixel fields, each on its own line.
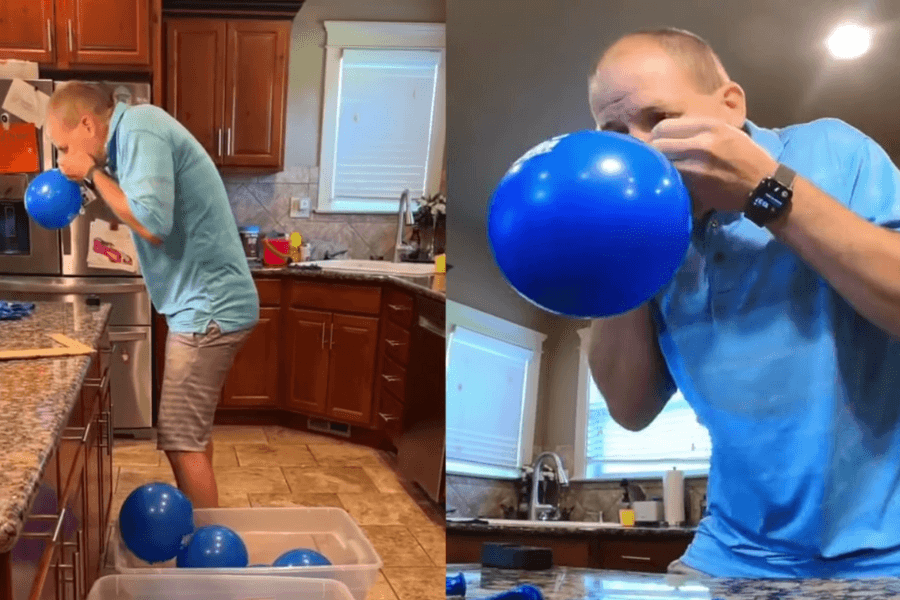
left=262, top=238, right=291, bottom=266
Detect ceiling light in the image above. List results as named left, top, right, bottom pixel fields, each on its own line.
left=826, top=22, right=872, bottom=59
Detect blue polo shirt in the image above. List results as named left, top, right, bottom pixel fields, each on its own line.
left=105, top=102, right=259, bottom=333
left=652, top=117, right=900, bottom=578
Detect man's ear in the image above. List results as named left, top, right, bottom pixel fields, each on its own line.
left=717, top=82, right=747, bottom=129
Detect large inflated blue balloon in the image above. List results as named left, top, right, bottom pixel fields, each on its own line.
left=272, top=548, right=332, bottom=567
left=177, top=525, right=249, bottom=568
left=487, top=130, right=692, bottom=319
left=118, top=482, right=194, bottom=564
left=24, top=169, right=84, bottom=230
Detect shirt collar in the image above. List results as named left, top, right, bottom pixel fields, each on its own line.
left=105, top=102, right=128, bottom=167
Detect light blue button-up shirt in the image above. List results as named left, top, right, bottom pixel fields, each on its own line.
left=105, top=102, right=259, bottom=333
left=651, top=117, right=900, bottom=578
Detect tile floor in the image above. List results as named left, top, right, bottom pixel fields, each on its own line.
left=109, top=425, right=446, bottom=600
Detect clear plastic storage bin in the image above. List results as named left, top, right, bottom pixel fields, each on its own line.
left=87, top=574, right=354, bottom=600
left=111, top=507, right=382, bottom=600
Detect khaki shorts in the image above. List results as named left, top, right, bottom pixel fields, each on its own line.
left=157, top=321, right=253, bottom=452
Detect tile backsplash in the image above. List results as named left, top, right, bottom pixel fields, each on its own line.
left=447, top=474, right=709, bottom=525
left=222, top=165, right=399, bottom=260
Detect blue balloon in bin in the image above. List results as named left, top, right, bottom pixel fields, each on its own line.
left=118, top=482, right=194, bottom=564
left=24, top=169, right=85, bottom=230
left=177, top=525, right=249, bottom=568
left=272, top=547, right=332, bottom=567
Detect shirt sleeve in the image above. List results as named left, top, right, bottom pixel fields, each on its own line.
left=115, top=129, right=175, bottom=240
left=846, top=133, right=900, bottom=230
left=648, top=299, right=679, bottom=402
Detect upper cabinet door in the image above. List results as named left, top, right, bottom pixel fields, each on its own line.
left=222, top=20, right=291, bottom=169
left=166, top=19, right=226, bottom=163
left=0, top=0, right=56, bottom=63
left=64, top=0, right=151, bottom=66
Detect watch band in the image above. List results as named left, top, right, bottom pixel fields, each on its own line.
left=773, top=163, right=796, bottom=189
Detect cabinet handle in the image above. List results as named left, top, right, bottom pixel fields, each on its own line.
left=61, top=530, right=83, bottom=600
left=329, top=323, right=334, bottom=348
left=67, top=19, right=73, bottom=52
left=47, top=19, right=53, bottom=53
left=227, top=128, right=232, bottom=155
left=20, top=508, right=66, bottom=542
left=379, top=412, right=399, bottom=422
left=320, top=322, right=326, bottom=349
left=620, top=555, right=651, bottom=561
left=388, top=304, right=410, bottom=312
left=61, top=421, right=91, bottom=444
left=217, top=128, right=223, bottom=157
left=385, top=339, right=405, bottom=347
left=382, top=374, right=401, bottom=383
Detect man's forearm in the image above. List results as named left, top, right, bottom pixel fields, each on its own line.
left=769, top=176, right=900, bottom=338
left=588, top=305, right=670, bottom=432
left=92, top=171, right=161, bottom=245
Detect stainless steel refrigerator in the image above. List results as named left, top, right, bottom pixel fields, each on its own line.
left=0, top=79, right=154, bottom=438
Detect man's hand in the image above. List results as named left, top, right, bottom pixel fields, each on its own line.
left=650, top=117, right=778, bottom=216
left=57, top=150, right=97, bottom=183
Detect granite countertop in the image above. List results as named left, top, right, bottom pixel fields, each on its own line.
left=248, top=263, right=446, bottom=301
left=0, top=301, right=112, bottom=553
left=448, top=563, right=900, bottom=599
left=447, top=518, right=696, bottom=538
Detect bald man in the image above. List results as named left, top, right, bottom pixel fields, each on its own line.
left=46, top=82, right=259, bottom=509
left=587, top=28, right=900, bottom=578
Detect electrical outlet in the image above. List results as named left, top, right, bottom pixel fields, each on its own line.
left=290, top=196, right=311, bottom=218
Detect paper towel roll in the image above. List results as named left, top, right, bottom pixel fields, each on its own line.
left=663, top=468, right=685, bottom=525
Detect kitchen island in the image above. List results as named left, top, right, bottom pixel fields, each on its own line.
left=447, top=562, right=900, bottom=599
left=0, top=300, right=113, bottom=600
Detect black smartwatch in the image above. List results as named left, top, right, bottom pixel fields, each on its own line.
left=744, top=163, right=796, bottom=227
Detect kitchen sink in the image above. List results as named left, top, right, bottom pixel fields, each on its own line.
left=482, top=518, right=623, bottom=529
left=304, top=259, right=436, bottom=276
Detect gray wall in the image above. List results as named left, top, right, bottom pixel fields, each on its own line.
left=223, top=0, right=445, bottom=258
left=446, top=0, right=900, bottom=478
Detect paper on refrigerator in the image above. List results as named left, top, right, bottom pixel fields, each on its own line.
left=0, top=60, right=39, bottom=79
left=1, top=79, right=50, bottom=127
left=87, top=219, right=139, bottom=273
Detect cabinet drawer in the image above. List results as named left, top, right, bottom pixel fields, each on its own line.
left=378, top=390, right=404, bottom=443
left=291, top=281, right=381, bottom=314
left=379, top=354, right=406, bottom=401
left=255, top=278, right=282, bottom=306
left=383, top=287, right=415, bottom=328
left=598, top=539, right=689, bottom=573
left=383, top=319, right=410, bottom=366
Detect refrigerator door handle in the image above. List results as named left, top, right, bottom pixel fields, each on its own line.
left=61, top=225, right=72, bottom=258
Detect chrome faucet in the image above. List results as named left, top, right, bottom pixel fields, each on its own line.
left=528, top=452, right=570, bottom=521
left=393, top=189, right=416, bottom=263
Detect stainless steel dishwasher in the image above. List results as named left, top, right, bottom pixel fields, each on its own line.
left=397, top=294, right=446, bottom=504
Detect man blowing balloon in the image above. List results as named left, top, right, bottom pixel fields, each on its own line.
left=586, top=28, right=900, bottom=578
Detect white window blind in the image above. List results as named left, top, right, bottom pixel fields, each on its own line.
left=331, top=48, right=440, bottom=209
left=446, top=301, right=544, bottom=480
left=577, top=329, right=711, bottom=478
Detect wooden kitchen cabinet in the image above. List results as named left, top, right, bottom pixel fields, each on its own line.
left=165, top=18, right=290, bottom=170
left=6, top=326, right=113, bottom=600
left=285, top=308, right=378, bottom=425
left=0, top=0, right=151, bottom=67
left=221, top=307, right=281, bottom=408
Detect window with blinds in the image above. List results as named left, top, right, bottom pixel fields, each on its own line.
left=584, top=372, right=712, bottom=478
left=328, top=48, right=441, bottom=212
left=445, top=301, right=544, bottom=480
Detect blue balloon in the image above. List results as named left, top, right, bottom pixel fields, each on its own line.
left=272, top=548, right=332, bottom=567
left=24, top=169, right=84, bottom=230
left=118, top=482, right=194, bottom=564
left=487, top=130, right=692, bottom=319
left=177, top=525, right=249, bottom=568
